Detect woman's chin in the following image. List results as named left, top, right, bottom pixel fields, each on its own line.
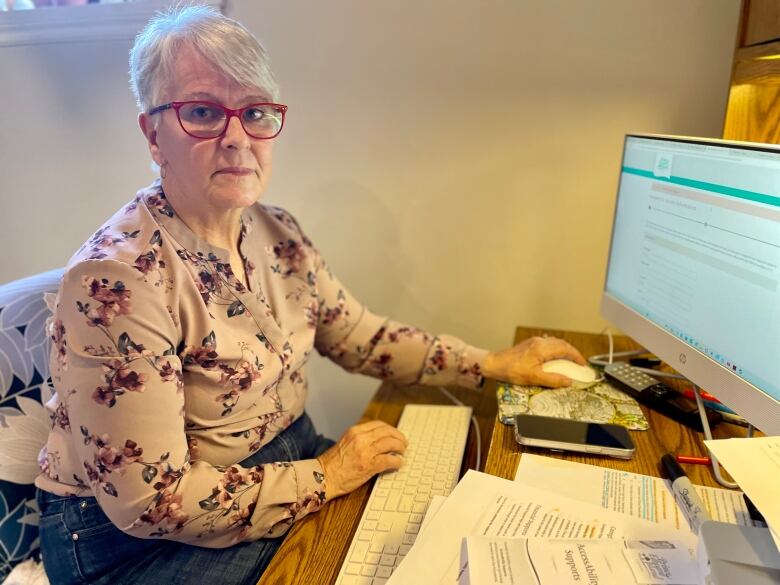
left=209, top=178, right=264, bottom=209
left=208, top=187, right=262, bottom=210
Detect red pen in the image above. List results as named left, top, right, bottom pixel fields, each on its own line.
left=675, top=455, right=712, bottom=466
left=682, top=387, right=721, bottom=404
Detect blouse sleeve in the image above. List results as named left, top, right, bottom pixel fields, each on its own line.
left=55, top=259, right=325, bottom=548
left=308, top=245, right=490, bottom=390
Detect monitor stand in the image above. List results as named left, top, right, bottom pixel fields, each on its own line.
left=692, top=386, right=754, bottom=489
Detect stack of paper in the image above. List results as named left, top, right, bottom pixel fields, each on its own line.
left=386, top=469, right=698, bottom=584
left=704, top=436, right=780, bottom=550
left=511, top=454, right=758, bottom=530
left=463, top=536, right=700, bottom=585
left=386, top=454, right=762, bottom=585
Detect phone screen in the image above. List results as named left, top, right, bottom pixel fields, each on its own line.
left=514, top=414, right=633, bottom=450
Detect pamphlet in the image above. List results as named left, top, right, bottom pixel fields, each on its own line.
left=514, top=453, right=758, bottom=530
left=460, top=537, right=699, bottom=585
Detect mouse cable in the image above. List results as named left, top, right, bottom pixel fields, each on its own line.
left=588, top=327, right=687, bottom=381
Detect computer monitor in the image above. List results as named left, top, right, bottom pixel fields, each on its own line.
left=601, top=134, right=780, bottom=435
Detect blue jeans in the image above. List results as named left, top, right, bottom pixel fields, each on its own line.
left=37, top=412, right=334, bottom=585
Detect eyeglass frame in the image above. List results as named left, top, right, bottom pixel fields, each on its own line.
left=146, top=100, right=288, bottom=140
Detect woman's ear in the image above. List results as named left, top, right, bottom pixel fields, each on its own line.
left=138, top=112, right=163, bottom=166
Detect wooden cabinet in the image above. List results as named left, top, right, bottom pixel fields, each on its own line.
left=723, top=0, right=780, bottom=143
left=743, top=0, right=780, bottom=46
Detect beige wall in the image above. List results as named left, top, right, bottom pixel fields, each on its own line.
left=0, top=0, right=741, bottom=437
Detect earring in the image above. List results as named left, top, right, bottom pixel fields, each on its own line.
left=160, top=161, right=168, bottom=179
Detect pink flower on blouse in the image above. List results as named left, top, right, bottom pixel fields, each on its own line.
left=81, top=277, right=132, bottom=327
left=139, top=489, right=189, bottom=529
left=96, top=439, right=143, bottom=473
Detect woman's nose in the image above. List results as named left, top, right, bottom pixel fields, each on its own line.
left=220, top=115, right=250, bottom=149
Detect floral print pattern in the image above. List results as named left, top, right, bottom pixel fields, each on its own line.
left=35, top=180, right=487, bottom=546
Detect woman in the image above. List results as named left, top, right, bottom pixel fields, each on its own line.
left=35, top=5, right=585, bottom=584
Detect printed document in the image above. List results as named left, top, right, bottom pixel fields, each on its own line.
left=705, top=436, right=780, bottom=550
left=513, top=453, right=757, bottom=530
left=386, top=470, right=695, bottom=585
left=460, top=537, right=699, bottom=585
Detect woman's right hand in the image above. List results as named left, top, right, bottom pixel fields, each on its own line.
left=317, top=420, right=408, bottom=499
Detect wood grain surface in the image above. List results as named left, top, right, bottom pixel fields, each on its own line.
left=723, top=82, right=780, bottom=144
left=484, top=327, right=751, bottom=485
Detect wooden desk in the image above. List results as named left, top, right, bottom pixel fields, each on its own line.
left=259, top=326, right=749, bottom=584
left=485, top=327, right=750, bottom=485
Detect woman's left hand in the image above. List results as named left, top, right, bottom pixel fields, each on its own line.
left=481, top=336, right=586, bottom=388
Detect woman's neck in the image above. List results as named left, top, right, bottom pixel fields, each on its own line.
left=164, top=187, right=244, bottom=255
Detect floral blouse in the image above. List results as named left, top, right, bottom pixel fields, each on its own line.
left=34, top=180, right=489, bottom=548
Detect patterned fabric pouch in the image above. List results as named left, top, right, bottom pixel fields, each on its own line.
left=496, top=378, right=650, bottom=430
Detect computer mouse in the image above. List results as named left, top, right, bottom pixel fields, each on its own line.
left=541, top=359, right=598, bottom=383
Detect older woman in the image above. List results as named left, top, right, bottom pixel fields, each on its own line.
left=34, top=5, right=584, bottom=585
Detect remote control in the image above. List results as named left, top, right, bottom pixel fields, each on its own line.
left=603, top=362, right=720, bottom=432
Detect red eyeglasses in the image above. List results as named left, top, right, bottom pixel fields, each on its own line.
left=147, top=101, right=287, bottom=140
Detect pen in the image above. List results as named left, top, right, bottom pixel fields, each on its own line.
left=681, top=389, right=736, bottom=414
left=675, top=455, right=712, bottom=466
left=661, top=453, right=711, bottom=534
left=682, top=386, right=721, bottom=404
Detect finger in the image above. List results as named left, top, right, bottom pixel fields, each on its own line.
left=353, top=419, right=394, bottom=433
left=532, top=371, right=572, bottom=388
left=363, top=424, right=408, bottom=447
left=537, top=338, right=587, bottom=365
left=372, top=453, right=404, bottom=473
left=370, top=435, right=408, bottom=456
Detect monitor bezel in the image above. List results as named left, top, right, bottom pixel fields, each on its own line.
left=600, top=133, right=780, bottom=435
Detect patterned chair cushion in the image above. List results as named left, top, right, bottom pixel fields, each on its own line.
left=0, top=269, right=63, bottom=582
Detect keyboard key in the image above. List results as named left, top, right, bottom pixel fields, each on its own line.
left=350, top=541, right=369, bottom=563
left=376, top=566, right=394, bottom=578
left=340, top=577, right=371, bottom=585
left=365, top=553, right=380, bottom=565
left=360, top=565, right=377, bottom=577
left=380, top=555, right=396, bottom=566
left=345, top=563, right=361, bottom=575
left=385, top=492, right=401, bottom=511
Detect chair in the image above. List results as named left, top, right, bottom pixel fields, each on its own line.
left=0, top=269, right=63, bottom=582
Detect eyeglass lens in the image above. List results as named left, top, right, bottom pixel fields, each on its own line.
left=178, top=103, right=283, bottom=138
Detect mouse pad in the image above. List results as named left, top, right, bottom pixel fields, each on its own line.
left=496, top=379, right=650, bottom=430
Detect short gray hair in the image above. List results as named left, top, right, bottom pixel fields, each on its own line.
left=129, top=4, right=279, bottom=112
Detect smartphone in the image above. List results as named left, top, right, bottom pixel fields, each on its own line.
left=513, top=414, right=635, bottom=460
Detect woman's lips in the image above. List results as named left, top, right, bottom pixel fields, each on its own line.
left=215, top=167, right=254, bottom=176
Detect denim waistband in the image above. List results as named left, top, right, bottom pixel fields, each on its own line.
left=36, top=489, right=86, bottom=516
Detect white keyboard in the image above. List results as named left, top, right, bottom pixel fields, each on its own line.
left=335, top=404, right=472, bottom=585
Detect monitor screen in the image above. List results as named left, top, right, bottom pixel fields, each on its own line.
left=601, top=134, right=780, bottom=434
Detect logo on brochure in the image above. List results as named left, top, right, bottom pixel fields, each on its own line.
left=679, top=353, right=687, bottom=365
